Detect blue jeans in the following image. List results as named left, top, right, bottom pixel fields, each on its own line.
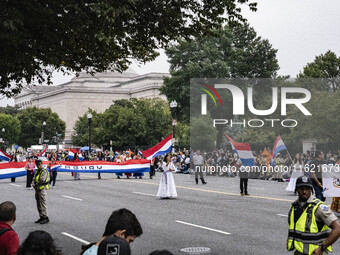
left=313, top=183, right=326, bottom=202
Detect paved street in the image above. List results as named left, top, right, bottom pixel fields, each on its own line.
left=1, top=172, right=340, bottom=255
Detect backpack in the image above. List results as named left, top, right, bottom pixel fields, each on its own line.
left=0, top=228, right=12, bottom=237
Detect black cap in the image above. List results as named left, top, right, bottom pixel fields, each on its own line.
left=295, top=176, right=313, bottom=189
left=98, top=236, right=131, bottom=255
left=35, top=159, right=42, bottom=165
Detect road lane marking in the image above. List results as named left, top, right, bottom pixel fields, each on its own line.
left=63, top=181, right=79, bottom=184
left=277, top=214, right=288, bottom=217
left=62, top=195, right=83, bottom=201
left=58, top=173, right=293, bottom=202
left=9, top=184, right=21, bottom=187
left=133, top=191, right=157, bottom=197
left=176, top=220, right=231, bottom=235
left=61, top=232, right=90, bottom=245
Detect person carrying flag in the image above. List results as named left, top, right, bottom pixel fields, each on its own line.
left=48, top=157, right=58, bottom=188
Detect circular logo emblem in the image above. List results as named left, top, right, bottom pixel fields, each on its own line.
left=333, top=179, right=340, bottom=188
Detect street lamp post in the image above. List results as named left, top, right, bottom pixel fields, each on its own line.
left=87, top=113, right=92, bottom=160
left=41, top=121, right=46, bottom=145
left=170, top=100, right=177, bottom=151
left=2, top=128, right=5, bottom=151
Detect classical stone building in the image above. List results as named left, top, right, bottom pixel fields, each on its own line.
left=14, top=69, right=169, bottom=145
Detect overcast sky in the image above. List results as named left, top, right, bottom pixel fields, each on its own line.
left=1, top=0, right=339, bottom=106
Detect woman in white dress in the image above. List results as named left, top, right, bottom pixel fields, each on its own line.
left=286, top=153, right=304, bottom=193
left=157, top=153, right=177, bottom=199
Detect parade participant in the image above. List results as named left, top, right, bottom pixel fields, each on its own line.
left=17, top=230, right=62, bottom=255
left=49, top=157, right=58, bottom=188
left=25, top=157, right=35, bottom=189
left=0, top=201, right=20, bottom=255
left=73, top=152, right=81, bottom=180
left=10, top=154, right=17, bottom=183
left=115, top=153, right=123, bottom=179
left=150, top=157, right=156, bottom=179
left=81, top=208, right=143, bottom=255
left=286, top=153, right=304, bottom=193
left=287, top=176, right=340, bottom=255
left=124, top=151, right=133, bottom=179
left=235, top=154, right=250, bottom=196
left=310, top=151, right=326, bottom=202
left=133, top=152, right=144, bottom=179
left=192, top=150, right=207, bottom=185
left=156, top=153, right=177, bottom=199
left=32, top=159, right=50, bottom=224
left=275, top=153, right=285, bottom=182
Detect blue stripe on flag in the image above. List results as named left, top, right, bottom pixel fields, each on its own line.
left=240, top=158, right=255, bottom=166
left=151, top=147, right=172, bottom=158
left=274, top=144, right=287, bottom=155
left=0, top=171, right=27, bottom=180
left=0, top=155, right=10, bottom=162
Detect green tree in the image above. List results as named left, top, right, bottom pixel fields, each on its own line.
left=16, top=107, right=66, bottom=147
left=71, top=109, right=100, bottom=147
left=160, top=24, right=279, bottom=124
left=190, top=115, right=217, bottom=151
left=0, top=105, right=20, bottom=116
left=176, top=122, right=190, bottom=149
left=0, top=113, right=21, bottom=147
left=299, top=50, right=340, bottom=91
left=0, top=0, right=257, bottom=96
left=72, top=98, right=172, bottom=147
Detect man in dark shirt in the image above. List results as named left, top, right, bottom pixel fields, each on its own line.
left=0, top=201, right=20, bottom=255
left=310, top=151, right=326, bottom=202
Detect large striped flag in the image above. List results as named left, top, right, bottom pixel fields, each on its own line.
left=272, top=135, right=288, bottom=158
left=225, top=135, right=255, bottom=166
left=0, top=149, right=11, bottom=162
left=142, top=134, right=172, bottom=160
left=68, top=148, right=84, bottom=161
left=0, top=160, right=150, bottom=179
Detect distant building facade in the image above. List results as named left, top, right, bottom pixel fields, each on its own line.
left=14, top=69, right=169, bottom=145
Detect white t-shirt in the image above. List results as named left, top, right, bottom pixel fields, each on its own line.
left=82, top=245, right=98, bottom=255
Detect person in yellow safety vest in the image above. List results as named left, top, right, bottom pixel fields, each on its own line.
left=287, top=176, right=340, bottom=255
left=32, top=159, right=50, bottom=224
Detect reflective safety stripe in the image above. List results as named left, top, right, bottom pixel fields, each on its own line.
left=288, top=229, right=330, bottom=241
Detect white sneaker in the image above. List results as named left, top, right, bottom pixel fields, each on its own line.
left=29, top=187, right=33, bottom=190
left=52, top=186, right=55, bottom=189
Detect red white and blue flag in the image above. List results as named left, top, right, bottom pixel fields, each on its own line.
left=38, top=147, right=47, bottom=157
left=225, top=135, right=255, bottom=166
left=142, top=134, right=172, bottom=160
left=0, top=162, right=27, bottom=179
left=0, top=159, right=150, bottom=179
left=68, top=148, right=84, bottom=161
left=0, top=149, right=11, bottom=162
left=272, top=135, right=288, bottom=158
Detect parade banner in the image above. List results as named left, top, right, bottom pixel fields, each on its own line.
left=0, top=159, right=150, bottom=180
